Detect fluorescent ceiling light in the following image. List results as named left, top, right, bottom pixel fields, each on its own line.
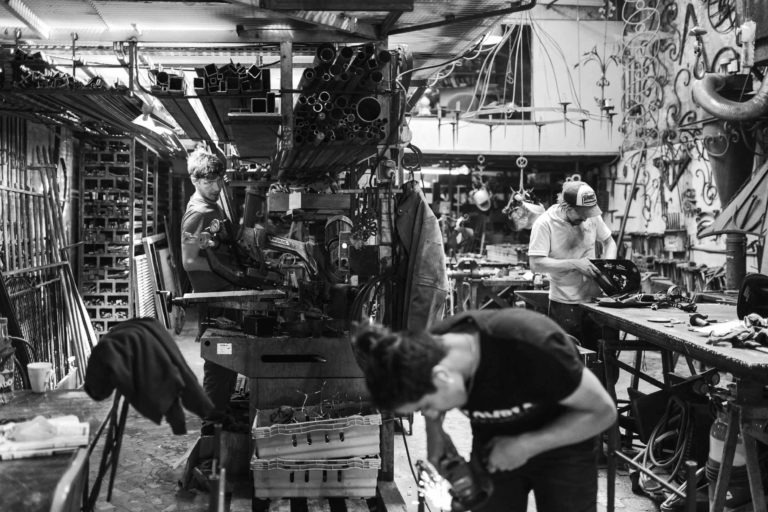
left=6, top=0, right=51, bottom=39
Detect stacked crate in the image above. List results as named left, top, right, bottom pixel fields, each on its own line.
left=251, top=405, right=382, bottom=499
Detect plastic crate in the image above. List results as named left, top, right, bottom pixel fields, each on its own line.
left=251, top=457, right=380, bottom=498
left=486, top=244, right=524, bottom=263
left=253, top=410, right=381, bottom=460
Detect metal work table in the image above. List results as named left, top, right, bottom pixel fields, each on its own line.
left=449, top=271, right=534, bottom=313
left=514, top=289, right=550, bottom=313
left=582, top=303, right=768, bottom=381
left=582, top=303, right=768, bottom=512
left=0, top=390, right=116, bottom=512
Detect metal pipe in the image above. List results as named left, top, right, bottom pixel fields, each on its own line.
left=356, top=96, right=381, bottom=122
left=692, top=73, right=768, bottom=121
left=316, top=43, right=336, bottom=65
left=725, top=234, right=747, bottom=289
left=297, top=68, right=316, bottom=91
left=334, top=96, right=349, bottom=109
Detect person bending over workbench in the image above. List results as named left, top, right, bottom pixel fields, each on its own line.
left=352, top=309, right=616, bottom=512
left=181, top=147, right=238, bottom=426
left=528, top=180, right=617, bottom=351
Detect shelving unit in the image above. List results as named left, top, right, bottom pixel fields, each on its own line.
left=78, top=137, right=159, bottom=334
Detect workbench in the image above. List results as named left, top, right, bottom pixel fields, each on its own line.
left=200, top=328, right=406, bottom=510
left=449, top=270, right=534, bottom=313
left=514, top=289, right=550, bottom=313
left=582, top=303, right=768, bottom=512
left=0, top=390, right=117, bottom=512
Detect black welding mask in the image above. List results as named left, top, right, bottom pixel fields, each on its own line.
left=590, top=259, right=642, bottom=296
left=737, top=273, right=768, bottom=320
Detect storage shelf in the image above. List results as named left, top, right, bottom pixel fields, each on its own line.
left=79, top=137, right=164, bottom=335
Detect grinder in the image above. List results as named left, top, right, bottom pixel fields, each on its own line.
left=423, top=417, right=493, bottom=511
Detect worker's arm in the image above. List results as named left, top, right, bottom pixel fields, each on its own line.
left=528, top=215, right=598, bottom=278
left=424, top=413, right=453, bottom=466
left=484, top=369, right=617, bottom=472
left=528, top=255, right=599, bottom=278
left=600, top=235, right=618, bottom=259
left=181, top=231, right=213, bottom=272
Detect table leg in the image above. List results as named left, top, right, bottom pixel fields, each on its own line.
left=741, top=423, right=767, bottom=512
left=606, top=420, right=618, bottom=512
left=711, top=407, right=739, bottom=512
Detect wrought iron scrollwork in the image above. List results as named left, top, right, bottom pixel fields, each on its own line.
left=706, top=0, right=737, bottom=34
left=695, top=166, right=718, bottom=206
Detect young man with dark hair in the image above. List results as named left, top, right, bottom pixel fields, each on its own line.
left=353, top=308, right=616, bottom=512
left=180, top=147, right=238, bottom=420
left=528, top=180, right=617, bottom=350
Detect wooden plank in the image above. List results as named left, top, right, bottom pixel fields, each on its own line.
left=376, top=481, right=408, bottom=512
left=343, top=498, right=369, bottom=512
left=258, top=492, right=404, bottom=511
left=268, top=498, right=291, bottom=512
left=306, top=498, right=332, bottom=512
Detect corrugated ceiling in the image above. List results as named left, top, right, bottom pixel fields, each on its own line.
left=1, top=0, right=536, bottom=78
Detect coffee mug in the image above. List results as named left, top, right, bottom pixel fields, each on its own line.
left=27, top=362, right=54, bottom=393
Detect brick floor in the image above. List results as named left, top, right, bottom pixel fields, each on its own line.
left=88, top=308, right=658, bottom=511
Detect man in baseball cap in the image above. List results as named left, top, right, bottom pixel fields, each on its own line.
left=526, top=179, right=617, bottom=351
left=562, top=181, right=602, bottom=220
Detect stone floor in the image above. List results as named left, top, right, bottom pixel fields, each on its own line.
left=89, top=307, right=661, bottom=512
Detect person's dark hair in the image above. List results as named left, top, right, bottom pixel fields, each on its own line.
left=352, top=323, right=447, bottom=410
left=187, top=147, right=224, bottom=180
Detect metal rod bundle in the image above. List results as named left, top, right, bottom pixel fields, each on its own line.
left=279, top=43, right=398, bottom=180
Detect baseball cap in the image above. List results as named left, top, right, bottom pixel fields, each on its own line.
left=562, top=181, right=602, bottom=218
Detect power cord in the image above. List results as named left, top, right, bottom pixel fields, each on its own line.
left=396, top=416, right=434, bottom=512
left=635, top=395, right=694, bottom=503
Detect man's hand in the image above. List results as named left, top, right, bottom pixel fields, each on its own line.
left=570, top=258, right=599, bottom=278
left=485, top=435, right=533, bottom=473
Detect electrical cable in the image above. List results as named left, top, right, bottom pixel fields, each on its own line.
left=397, top=417, right=434, bottom=512
left=636, top=395, right=693, bottom=497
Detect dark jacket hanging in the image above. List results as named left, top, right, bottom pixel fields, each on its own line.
left=394, top=181, right=449, bottom=331
left=84, top=317, right=214, bottom=434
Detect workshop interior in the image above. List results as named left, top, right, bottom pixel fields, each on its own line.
left=3, top=0, right=768, bottom=511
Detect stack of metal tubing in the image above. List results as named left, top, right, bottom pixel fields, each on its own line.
left=8, top=49, right=116, bottom=90
left=279, top=43, right=395, bottom=180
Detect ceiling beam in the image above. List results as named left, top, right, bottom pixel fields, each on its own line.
left=236, top=26, right=376, bottom=44
left=259, top=0, right=413, bottom=10
left=277, top=10, right=380, bottom=40
left=388, top=0, right=536, bottom=35
left=380, top=11, right=403, bottom=36
left=3, top=0, right=51, bottom=39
